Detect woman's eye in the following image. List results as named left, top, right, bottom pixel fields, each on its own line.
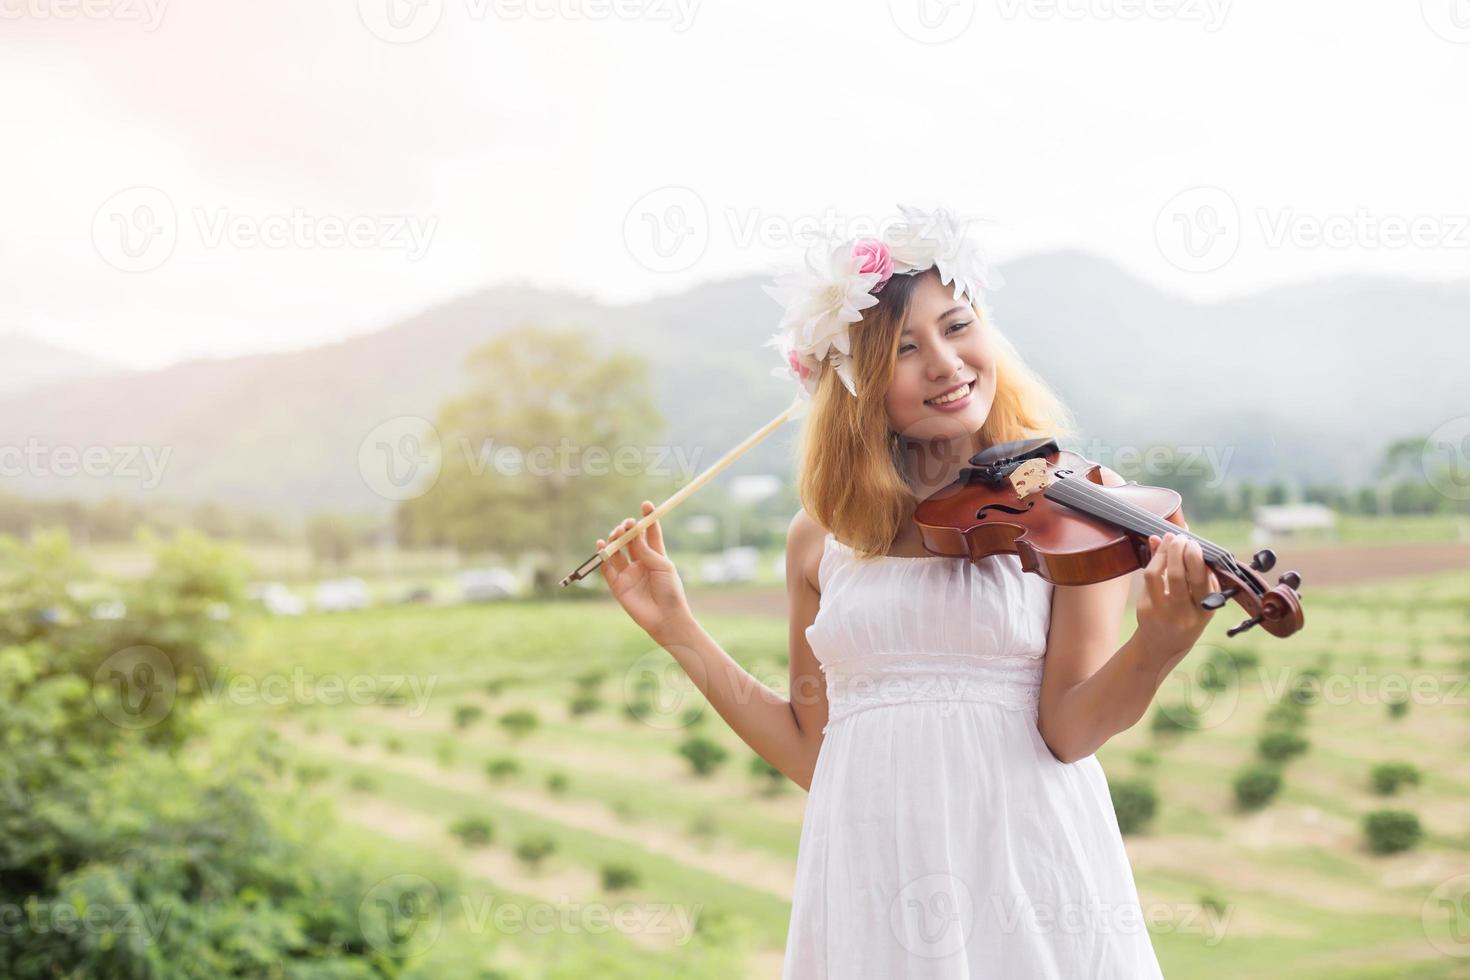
left=899, top=321, right=971, bottom=354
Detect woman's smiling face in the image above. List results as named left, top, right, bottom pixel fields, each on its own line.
left=882, top=269, right=997, bottom=443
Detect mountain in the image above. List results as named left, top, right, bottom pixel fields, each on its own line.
left=0, top=254, right=1462, bottom=518
left=0, top=333, right=129, bottom=395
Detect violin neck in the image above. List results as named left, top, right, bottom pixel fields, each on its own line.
left=1043, top=475, right=1232, bottom=566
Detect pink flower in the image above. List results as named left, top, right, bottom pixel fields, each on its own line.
left=787, top=348, right=812, bottom=382
left=852, top=238, right=894, bottom=293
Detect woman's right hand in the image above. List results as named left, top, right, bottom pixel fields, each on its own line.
left=597, top=500, right=695, bottom=645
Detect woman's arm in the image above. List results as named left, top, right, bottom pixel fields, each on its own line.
left=607, top=504, right=828, bottom=791
left=1036, top=468, right=1219, bottom=763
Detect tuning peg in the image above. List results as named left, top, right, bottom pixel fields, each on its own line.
left=1199, top=586, right=1238, bottom=611
left=1227, top=614, right=1264, bottom=638
left=1278, top=571, right=1301, bottom=591
left=1250, top=549, right=1276, bottom=573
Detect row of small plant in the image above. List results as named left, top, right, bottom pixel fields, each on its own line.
left=1112, top=643, right=1430, bottom=857
left=444, top=816, right=645, bottom=889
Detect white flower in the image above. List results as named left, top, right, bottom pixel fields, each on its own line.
left=884, top=204, right=1003, bottom=305
left=762, top=239, right=883, bottom=365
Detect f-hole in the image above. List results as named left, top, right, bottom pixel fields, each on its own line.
left=976, top=501, right=1035, bottom=521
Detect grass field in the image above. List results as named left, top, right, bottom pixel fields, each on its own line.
left=212, top=549, right=1470, bottom=978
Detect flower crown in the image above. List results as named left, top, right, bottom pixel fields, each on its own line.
left=763, top=204, right=1002, bottom=399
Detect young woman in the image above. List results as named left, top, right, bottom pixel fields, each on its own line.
left=594, top=209, right=1220, bottom=977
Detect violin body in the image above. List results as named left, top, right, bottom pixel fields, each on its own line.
left=913, top=437, right=1305, bottom=639
left=915, top=449, right=1184, bottom=585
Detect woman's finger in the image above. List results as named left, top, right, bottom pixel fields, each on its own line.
left=641, top=501, right=666, bottom=555
left=596, top=538, right=617, bottom=585
left=605, top=519, right=634, bottom=573
left=1182, top=539, right=1209, bottom=608
left=1144, top=534, right=1167, bottom=608
left=1165, top=533, right=1188, bottom=600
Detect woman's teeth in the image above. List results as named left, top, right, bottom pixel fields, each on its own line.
left=926, top=382, right=971, bottom=405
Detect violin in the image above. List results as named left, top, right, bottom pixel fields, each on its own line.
left=913, top=437, right=1305, bottom=639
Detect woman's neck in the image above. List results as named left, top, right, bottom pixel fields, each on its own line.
left=895, top=432, right=985, bottom=500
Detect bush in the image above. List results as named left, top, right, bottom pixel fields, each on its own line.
left=1370, top=762, right=1421, bottom=796
left=0, top=531, right=401, bottom=977
left=1363, top=810, right=1423, bottom=854
left=1132, top=749, right=1160, bottom=769
left=1264, top=700, right=1307, bottom=730
left=449, top=815, right=494, bottom=847
left=485, top=756, right=521, bottom=781
left=453, top=703, right=485, bottom=729
left=499, top=709, right=540, bottom=739
left=678, top=735, right=729, bottom=776
left=1109, top=778, right=1158, bottom=835
left=574, top=669, right=606, bottom=693
left=600, top=863, right=640, bottom=891
left=749, top=755, right=786, bottom=794
left=384, top=735, right=404, bottom=753
left=1289, top=673, right=1320, bottom=706
left=569, top=694, right=600, bottom=716
left=348, top=772, right=378, bottom=792
left=515, top=834, right=557, bottom=870
left=1386, top=697, right=1410, bottom=720
left=546, top=771, right=570, bottom=794
left=1199, top=892, right=1228, bottom=917
left=1150, top=702, right=1201, bottom=736
left=1257, top=730, right=1309, bottom=763
left=682, top=706, right=706, bottom=727
left=1233, top=766, right=1282, bottom=811
left=1199, top=650, right=1234, bottom=692
left=435, top=737, right=456, bottom=768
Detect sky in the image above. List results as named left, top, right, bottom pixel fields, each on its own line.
left=2, top=0, right=1468, bottom=369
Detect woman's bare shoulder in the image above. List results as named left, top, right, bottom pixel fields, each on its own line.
left=786, top=509, right=829, bottom=593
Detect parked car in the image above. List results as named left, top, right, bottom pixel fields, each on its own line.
left=314, top=578, right=370, bottom=612
left=459, top=567, right=520, bottom=602
left=247, top=582, right=307, bottom=616
left=698, top=546, right=760, bottom=584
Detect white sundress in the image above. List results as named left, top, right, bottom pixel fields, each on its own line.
left=782, top=532, right=1165, bottom=979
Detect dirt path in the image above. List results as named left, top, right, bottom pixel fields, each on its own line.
left=334, top=792, right=698, bottom=952
left=349, top=702, right=813, bottom=826
left=287, top=725, right=798, bottom=902
left=681, top=541, right=1470, bottom=618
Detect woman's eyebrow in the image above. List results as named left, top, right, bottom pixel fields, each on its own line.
left=900, top=306, right=969, bottom=336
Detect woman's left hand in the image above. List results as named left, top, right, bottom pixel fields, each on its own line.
left=1133, top=530, right=1222, bottom=666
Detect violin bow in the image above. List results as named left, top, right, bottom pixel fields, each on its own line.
left=559, top=394, right=808, bottom=587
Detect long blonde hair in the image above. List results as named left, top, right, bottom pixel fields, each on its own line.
left=794, top=268, right=1078, bottom=559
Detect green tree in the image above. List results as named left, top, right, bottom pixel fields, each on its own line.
left=306, top=512, right=359, bottom=569
left=0, top=530, right=400, bottom=977
left=397, top=327, right=668, bottom=594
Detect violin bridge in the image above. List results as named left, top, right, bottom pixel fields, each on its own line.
left=1007, top=458, right=1048, bottom=499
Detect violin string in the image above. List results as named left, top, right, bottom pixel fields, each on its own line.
left=1050, top=480, right=1261, bottom=597
left=1044, top=477, right=1261, bottom=595
left=1044, top=479, right=1227, bottom=559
